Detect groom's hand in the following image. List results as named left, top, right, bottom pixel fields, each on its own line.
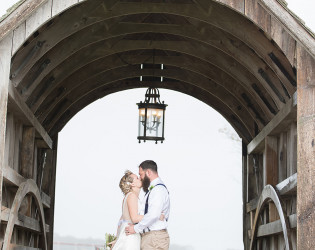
left=125, top=223, right=136, bottom=235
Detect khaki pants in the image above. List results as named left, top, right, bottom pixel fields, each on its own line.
left=140, top=230, right=170, bottom=250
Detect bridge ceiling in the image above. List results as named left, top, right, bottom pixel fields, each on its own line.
left=9, top=0, right=297, bottom=143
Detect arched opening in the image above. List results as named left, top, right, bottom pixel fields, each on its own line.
left=54, top=88, right=243, bottom=249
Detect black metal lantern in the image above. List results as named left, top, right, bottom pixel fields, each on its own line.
left=137, top=88, right=167, bottom=143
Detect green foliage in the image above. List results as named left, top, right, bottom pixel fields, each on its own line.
left=105, top=233, right=117, bottom=248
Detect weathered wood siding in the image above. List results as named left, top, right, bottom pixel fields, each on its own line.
left=2, top=110, right=55, bottom=248
left=296, top=45, right=315, bottom=250
left=246, top=119, right=297, bottom=250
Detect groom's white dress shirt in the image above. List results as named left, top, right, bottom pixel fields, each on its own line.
left=134, top=177, right=170, bottom=233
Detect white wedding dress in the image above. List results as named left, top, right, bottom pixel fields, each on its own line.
left=112, top=192, right=141, bottom=250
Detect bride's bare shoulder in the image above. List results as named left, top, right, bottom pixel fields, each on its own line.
left=127, top=192, right=137, bottom=199
left=126, top=192, right=138, bottom=203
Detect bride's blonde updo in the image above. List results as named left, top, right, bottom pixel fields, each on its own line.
left=119, top=170, right=134, bottom=195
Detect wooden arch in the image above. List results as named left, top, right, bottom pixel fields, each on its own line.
left=8, top=0, right=297, bottom=144
left=249, top=185, right=292, bottom=250
left=2, top=179, right=48, bottom=250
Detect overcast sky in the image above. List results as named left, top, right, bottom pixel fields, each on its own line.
left=1, top=1, right=314, bottom=250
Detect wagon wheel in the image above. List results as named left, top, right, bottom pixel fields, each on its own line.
left=249, top=184, right=292, bottom=250
left=2, top=179, right=48, bottom=250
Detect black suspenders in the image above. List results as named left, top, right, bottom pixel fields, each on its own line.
left=143, top=184, right=169, bottom=233
left=144, top=184, right=169, bottom=214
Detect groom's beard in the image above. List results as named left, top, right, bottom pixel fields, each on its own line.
left=142, top=174, right=150, bottom=193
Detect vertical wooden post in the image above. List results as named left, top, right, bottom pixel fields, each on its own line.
left=0, top=33, right=12, bottom=226
left=278, top=132, right=287, bottom=182
left=264, top=136, right=278, bottom=186
left=242, top=142, right=249, bottom=250
left=19, top=127, right=36, bottom=217
left=20, top=127, right=36, bottom=178
left=297, top=45, right=315, bottom=250
left=264, top=136, right=279, bottom=222
left=47, top=136, right=58, bottom=250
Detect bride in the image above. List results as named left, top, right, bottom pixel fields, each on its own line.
left=110, top=170, right=163, bottom=249
left=109, top=170, right=143, bottom=250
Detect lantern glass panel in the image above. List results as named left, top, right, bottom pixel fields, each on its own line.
left=138, top=108, right=146, bottom=137
left=145, top=108, right=164, bottom=138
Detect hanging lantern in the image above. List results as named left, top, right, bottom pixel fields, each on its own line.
left=137, top=88, right=167, bottom=143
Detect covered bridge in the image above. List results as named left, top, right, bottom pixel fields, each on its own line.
left=0, top=0, right=314, bottom=249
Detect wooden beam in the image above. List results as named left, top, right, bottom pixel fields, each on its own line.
left=259, top=0, right=315, bottom=60
left=277, top=172, right=297, bottom=196
left=247, top=92, right=297, bottom=154
left=32, top=52, right=273, bottom=126
left=7, top=83, right=53, bottom=149
left=46, top=141, right=57, bottom=250
left=297, top=45, right=315, bottom=250
left=3, top=165, right=25, bottom=187
left=27, top=36, right=282, bottom=116
left=20, top=127, right=35, bottom=179
left=0, top=32, right=13, bottom=226
left=16, top=20, right=292, bottom=107
left=48, top=79, right=253, bottom=143
left=257, top=214, right=296, bottom=237
left=246, top=197, right=260, bottom=213
left=242, top=143, right=251, bottom=249
left=264, top=136, right=279, bottom=222
left=9, top=245, right=42, bottom=250
left=3, top=166, right=51, bottom=208
left=0, top=0, right=48, bottom=42
left=265, top=136, right=278, bottom=186
left=43, top=65, right=257, bottom=139
left=35, top=139, right=50, bottom=149
left=40, top=191, right=51, bottom=209
left=1, top=206, right=49, bottom=233
left=246, top=173, right=297, bottom=212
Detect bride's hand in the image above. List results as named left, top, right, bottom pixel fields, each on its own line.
left=109, top=240, right=116, bottom=250
left=159, top=213, right=165, bottom=221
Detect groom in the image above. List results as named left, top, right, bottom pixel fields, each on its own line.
left=125, top=160, right=170, bottom=250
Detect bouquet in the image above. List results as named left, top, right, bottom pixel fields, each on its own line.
left=105, top=233, right=117, bottom=250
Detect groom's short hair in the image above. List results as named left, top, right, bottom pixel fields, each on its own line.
left=139, top=160, right=158, bottom=173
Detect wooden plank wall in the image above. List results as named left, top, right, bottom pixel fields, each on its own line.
left=0, top=34, right=14, bottom=245
left=2, top=110, right=55, bottom=248
left=297, top=45, right=315, bottom=250
left=246, top=120, right=297, bottom=249
left=239, top=1, right=298, bottom=248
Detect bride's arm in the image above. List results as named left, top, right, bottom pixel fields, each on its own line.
left=127, top=193, right=144, bottom=224
left=116, top=215, right=123, bottom=234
